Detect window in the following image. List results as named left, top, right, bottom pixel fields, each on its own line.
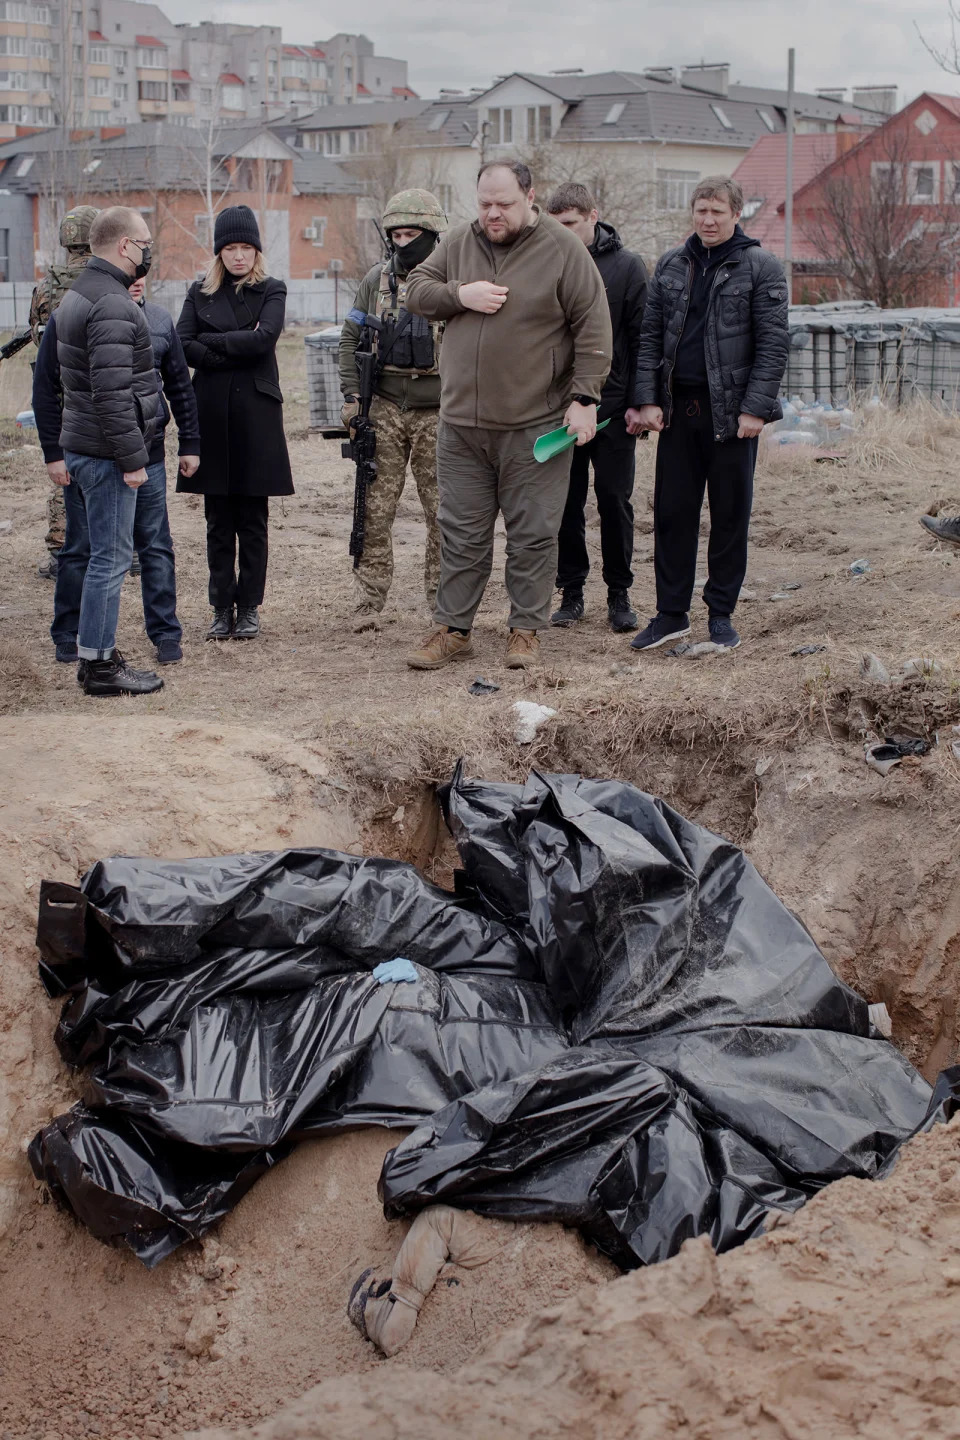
left=427, top=107, right=449, bottom=132
left=0, top=103, right=28, bottom=121
left=72, top=44, right=83, bottom=64
left=248, top=59, right=259, bottom=82
left=657, top=167, right=699, bottom=211
left=0, top=228, right=8, bottom=283
left=114, top=49, right=127, bottom=67
left=487, top=107, right=500, bottom=144
left=221, top=83, right=243, bottom=108
left=909, top=160, right=938, bottom=203
left=323, top=130, right=341, bottom=155
left=0, top=3, right=28, bottom=19
left=710, top=103, right=734, bottom=130
left=312, top=269, right=326, bottom=278
left=113, top=82, right=127, bottom=99
left=30, top=39, right=51, bottom=57
left=915, top=108, right=938, bottom=136
left=88, top=75, right=109, bottom=96
left=0, top=37, right=28, bottom=57
left=757, top=108, right=776, bottom=132
left=267, top=56, right=277, bottom=84
left=33, top=104, right=52, bottom=123
left=603, top=102, right=625, bottom=125
left=200, top=86, right=213, bottom=103
left=502, top=106, right=512, bottom=143
left=0, top=72, right=29, bottom=90
left=527, top=105, right=537, bottom=141
left=436, top=182, right=453, bottom=213
left=172, top=80, right=188, bottom=101
left=539, top=105, right=552, bottom=141
left=310, top=215, right=327, bottom=245
left=138, top=80, right=167, bottom=101
left=15, top=154, right=34, bottom=176
left=31, top=3, right=50, bottom=18
left=871, top=161, right=904, bottom=201
left=137, top=47, right=165, bottom=68
left=89, top=44, right=109, bottom=64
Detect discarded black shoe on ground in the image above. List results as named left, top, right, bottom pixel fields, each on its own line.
left=30, top=766, right=959, bottom=1269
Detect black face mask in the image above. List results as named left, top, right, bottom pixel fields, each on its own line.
left=127, top=239, right=152, bottom=279
left=391, top=230, right=437, bottom=272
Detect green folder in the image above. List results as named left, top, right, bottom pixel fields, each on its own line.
left=533, top=417, right=610, bottom=462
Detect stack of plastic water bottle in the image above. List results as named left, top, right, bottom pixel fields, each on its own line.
left=764, top=397, right=858, bottom=449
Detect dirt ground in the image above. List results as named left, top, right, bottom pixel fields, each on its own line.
left=1, top=327, right=960, bottom=1437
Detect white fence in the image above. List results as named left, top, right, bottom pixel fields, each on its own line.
left=0, top=276, right=359, bottom=331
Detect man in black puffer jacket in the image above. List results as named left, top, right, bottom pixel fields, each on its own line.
left=627, top=176, right=789, bottom=653
left=547, top=183, right=648, bottom=633
left=54, top=205, right=165, bottom=696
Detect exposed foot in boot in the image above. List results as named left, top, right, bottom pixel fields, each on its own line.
left=550, top=588, right=584, bottom=627
left=206, top=607, right=234, bottom=640
left=234, top=607, right=261, bottom=640
left=81, top=650, right=163, bottom=697
left=607, top=588, right=638, bottom=633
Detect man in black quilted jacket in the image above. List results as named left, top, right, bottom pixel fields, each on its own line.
left=626, top=176, right=789, bottom=652
left=54, top=205, right=165, bottom=696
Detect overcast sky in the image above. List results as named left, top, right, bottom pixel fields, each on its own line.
left=161, top=0, right=960, bottom=105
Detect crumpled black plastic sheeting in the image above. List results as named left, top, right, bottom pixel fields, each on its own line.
left=30, top=767, right=950, bottom=1269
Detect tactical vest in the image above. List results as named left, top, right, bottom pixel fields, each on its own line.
left=29, top=258, right=89, bottom=346
left=374, top=263, right=442, bottom=377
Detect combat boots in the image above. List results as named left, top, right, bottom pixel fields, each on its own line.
left=234, top=607, right=261, bottom=640
left=206, top=607, right=234, bottom=640
left=505, top=630, right=540, bottom=668
left=81, top=650, right=163, bottom=697
left=407, top=628, right=475, bottom=670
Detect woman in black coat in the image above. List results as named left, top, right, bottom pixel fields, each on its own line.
left=177, top=205, right=293, bottom=640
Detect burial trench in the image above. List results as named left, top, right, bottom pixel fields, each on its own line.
left=0, top=712, right=957, bottom=1439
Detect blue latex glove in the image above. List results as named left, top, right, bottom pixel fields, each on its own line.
left=372, top=958, right=418, bottom=985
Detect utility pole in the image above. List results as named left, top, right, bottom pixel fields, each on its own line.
left=784, top=47, right=795, bottom=301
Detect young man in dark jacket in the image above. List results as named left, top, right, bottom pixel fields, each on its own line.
left=546, top=183, right=647, bottom=633
left=626, top=176, right=789, bottom=652
left=54, top=205, right=168, bottom=695
left=34, top=278, right=200, bottom=670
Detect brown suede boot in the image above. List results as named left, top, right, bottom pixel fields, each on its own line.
left=505, top=629, right=540, bottom=669
left=406, top=628, right=475, bottom=670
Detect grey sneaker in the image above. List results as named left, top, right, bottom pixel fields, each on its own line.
left=708, top=616, right=741, bottom=649
left=920, top=514, right=960, bottom=544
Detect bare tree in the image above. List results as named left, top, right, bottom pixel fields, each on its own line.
left=798, top=126, right=960, bottom=307
left=916, top=1, right=960, bottom=73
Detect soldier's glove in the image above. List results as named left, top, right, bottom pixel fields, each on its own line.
left=341, top=396, right=360, bottom=431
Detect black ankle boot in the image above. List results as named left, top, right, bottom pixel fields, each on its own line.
left=234, top=607, right=261, bottom=640
left=206, top=607, right=234, bottom=640
left=82, top=650, right=163, bottom=697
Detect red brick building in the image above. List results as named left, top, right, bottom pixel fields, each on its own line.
left=0, top=122, right=363, bottom=282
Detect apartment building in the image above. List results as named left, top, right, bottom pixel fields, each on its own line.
left=0, top=1, right=413, bottom=138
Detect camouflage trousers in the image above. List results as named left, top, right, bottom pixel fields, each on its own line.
left=354, top=395, right=440, bottom=610
left=46, top=480, right=65, bottom=552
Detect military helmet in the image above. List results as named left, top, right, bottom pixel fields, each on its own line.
left=382, top=189, right=448, bottom=235
left=59, top=205, right=99, bottom=252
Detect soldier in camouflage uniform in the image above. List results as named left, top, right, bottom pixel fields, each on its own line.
left=339, top=189, right=447, bottom=624
left=30, top=205, right=99, bottom=579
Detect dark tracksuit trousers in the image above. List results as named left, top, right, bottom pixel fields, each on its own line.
left=555, top=417, right=636, bottom=593
left=654, top=387, right=757, bottom=618
left=204, top=496, right=269, bottom=609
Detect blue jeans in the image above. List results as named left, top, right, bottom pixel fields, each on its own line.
left=55, top=453, right=181, bottom=658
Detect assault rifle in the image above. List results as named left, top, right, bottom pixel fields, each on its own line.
left=0, top=328, right=32, bottom=362
left=343, top=317, right=381, bottom=568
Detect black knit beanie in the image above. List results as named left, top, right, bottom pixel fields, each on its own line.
left=214, top=205, right=262, bottom=255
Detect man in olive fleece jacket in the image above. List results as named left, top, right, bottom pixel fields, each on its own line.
left=404, top=160, right=612, bottom=671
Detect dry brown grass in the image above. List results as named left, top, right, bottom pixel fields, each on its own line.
left=0, top=638, right=47, bottom=714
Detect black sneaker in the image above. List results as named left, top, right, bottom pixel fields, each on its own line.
left=234, top=606, right=261, bottom=640
left=630, top=613, right=691, bottom=651
left=206, top=607, right=234, bottom=640
left=920, top=514, right=960, bottom=544
left=607, top=589, right=638, bottom=633
left=82, top=650, right=163, bottom=697
left=55, top=642, right=78, bottom=663
left=550, top=588, right=584, bottom=627
left=156, top=639, right=183, bottom=665
left=37, top=555, right=58, bottom=580
left=708, top=615, right=741, bottom=649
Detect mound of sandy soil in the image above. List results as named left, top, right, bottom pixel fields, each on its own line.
left=194, top=1116, right=960, bottom=1440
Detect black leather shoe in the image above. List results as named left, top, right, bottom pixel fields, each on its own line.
left=82, top=650, right=163, bottom=697
left=920, top=513, right=960, bottom=544
left=607, top=589, right=638, bottom=632
left=550, top=588, right=584, bottom=627
left=234, top=607, right=261, bottom=640
left=206, top=607, right=234, bottom=640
